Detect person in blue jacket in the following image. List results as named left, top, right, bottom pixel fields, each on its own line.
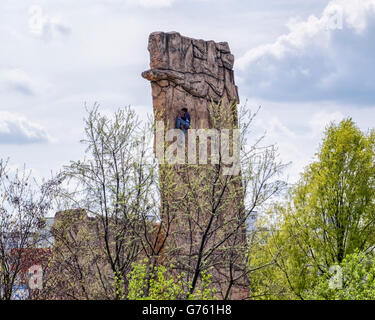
left=176, top=107, right=190, bottom=134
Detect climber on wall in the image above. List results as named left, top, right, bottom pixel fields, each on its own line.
left=176, top=107, right=190, bottom=134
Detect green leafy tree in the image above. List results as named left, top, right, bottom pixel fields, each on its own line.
left=306, top=251, right=375, bottom=300
left=249, top=119, right=375, bottom=299
left=127, top=259, right=217, bottom=300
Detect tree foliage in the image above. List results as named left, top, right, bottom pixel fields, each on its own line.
left=249, top=119, right=375, bottom=299
left=44, top=104, right=159, bottom=299
left=127, top=259, right=217, bottom=300
left=0, top=160, right=57, bottom=300
left=306, top=251, right=375, bottom=300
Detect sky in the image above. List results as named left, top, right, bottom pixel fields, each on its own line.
left=1, top=0, right=374, bottom=183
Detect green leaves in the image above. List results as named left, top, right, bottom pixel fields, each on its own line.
left=306, top=251, right=375, bottom=300
left=127, top=259, right=217, bottom=300
left=249, top=119, right=375, bottom=300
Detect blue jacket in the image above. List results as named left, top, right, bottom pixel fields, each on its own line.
left=183, top=112, right=191, bottom=124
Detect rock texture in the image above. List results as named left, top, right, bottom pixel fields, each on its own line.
left=142, top=31, right=239, bottom=130
left=142, top=32, right=248, bottom=300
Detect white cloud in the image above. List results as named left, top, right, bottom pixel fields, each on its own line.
left=237, top=0, right=375, bottom=105
left=125, top=0, right=211, bottom=8
left=0, top=68, right=38, bottom=96
left=137, top=0, right=175, bottom=7
left=0, top=68, right=51, bottom=97
left=123, top=0, right=176, bottom=8
left=0, top=68, right=35, bottom=95
left=246, top=99, right=355, bottom=183
left=28, top=5, right=71, bottom=40
left=309, top=110, right=344, bottom=136
left=0, top=112, right=51, bottom=144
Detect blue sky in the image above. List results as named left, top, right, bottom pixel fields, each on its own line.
left=1, top=0, right=374, bottom=182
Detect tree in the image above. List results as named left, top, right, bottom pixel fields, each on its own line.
left=46, top=105, right=162, bottom=299
left=153, top=101, right=287, bottom=299
left=127, top=259, right=217, bottom=300
left=249, top=119, right=375, bottom=299
left=0, top=159, right=57, bottom=300
left=43, top=102, right=286, bottom=300
left=306, top=251, right=375, bottom=300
